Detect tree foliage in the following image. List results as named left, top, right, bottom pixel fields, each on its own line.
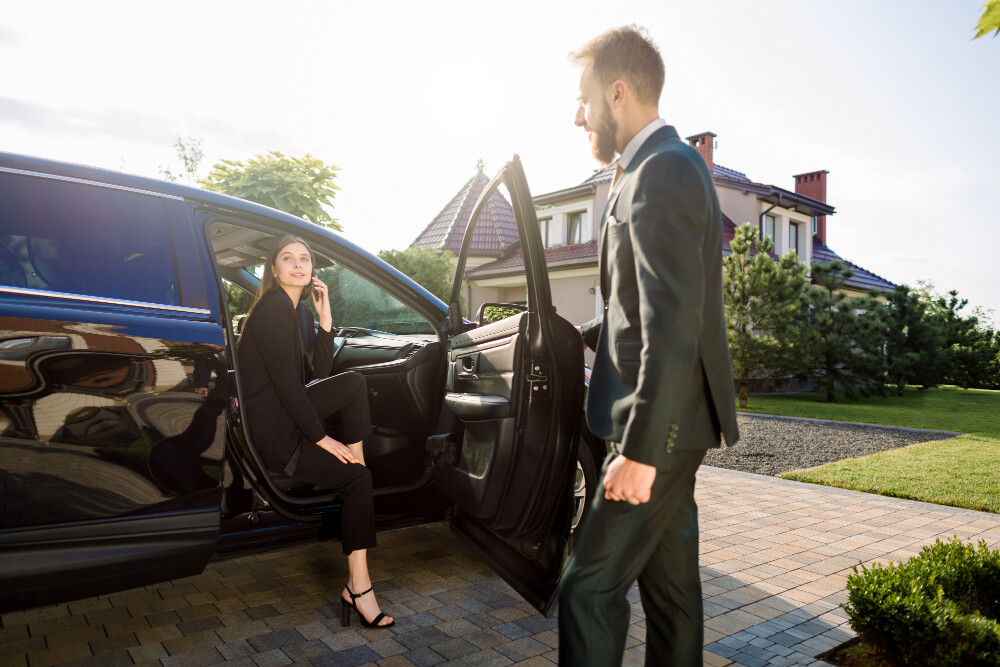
left=974, top=0, right=1000, bottom=39
left=790, top=261, right=887, bottom=402
left=722, top=222, right=807, bottom=408
left=924, top=287, right=1000, bottom=389
left=377, top=246, right=458, bottom=305
left=884, top=285, right=948, bottom=396
left=159, top=136, right=205, bottom=185
left=200, top=152, right=341, bottom=230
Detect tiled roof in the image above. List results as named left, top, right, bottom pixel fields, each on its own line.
left=411, top=168, right=519, bottom=256
left=713, top=164, right=750, bottom=182
left=581, top=161, right=617, bottom=185
left=811, top=239, right=895, bottom=293
left=468, top=240, right=598, bottom=276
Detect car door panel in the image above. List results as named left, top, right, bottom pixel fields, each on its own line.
left=0, top=294, right=225, bottom=613
left=429, top=157, right=584, bottom=616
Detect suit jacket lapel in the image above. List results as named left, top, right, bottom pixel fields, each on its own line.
left=598, top=126, right=681, bottom=300
left=598, top=166, right=628, bottom=300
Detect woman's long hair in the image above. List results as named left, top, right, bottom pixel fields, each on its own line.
left=249, top=234, right=314, bottom=314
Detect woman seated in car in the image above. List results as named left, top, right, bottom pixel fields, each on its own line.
left=237, top=234, right=392, bottom=629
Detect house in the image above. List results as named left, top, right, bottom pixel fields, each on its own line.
left=411, top=134, right=894, bottom=351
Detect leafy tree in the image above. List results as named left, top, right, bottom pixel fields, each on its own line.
left=159, top=136, right=205, bottom=185
left=200, top=152, right=341, bottom=230
left=224, top=281, right=255, bottom=321
left=377, top=246, right=459, bottom=305
left=883, top=285, right=948, bottom=395
left=790, top=261, right=887, bottom=402
left=723, top=222, right=807, bottom=408
left=974, top=0, right=1000, bottom=39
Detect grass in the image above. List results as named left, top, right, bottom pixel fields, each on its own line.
left=738, top=386, right=1000, bottom=513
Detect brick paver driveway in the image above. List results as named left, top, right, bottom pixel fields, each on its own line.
left=3, top=466, right=1000, bottom=667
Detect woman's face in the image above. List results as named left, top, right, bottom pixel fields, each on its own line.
left=272, top=242, right=312, bottom=290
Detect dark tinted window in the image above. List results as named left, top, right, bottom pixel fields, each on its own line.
left=0, top=172, right=178, bottom=305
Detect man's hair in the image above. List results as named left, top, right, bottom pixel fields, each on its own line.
left=570, top=25, right=664, bottom=106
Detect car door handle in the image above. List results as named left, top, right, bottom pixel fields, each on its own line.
left=457, top=354, right=478, bottom=377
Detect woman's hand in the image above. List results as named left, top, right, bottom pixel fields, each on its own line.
left=312, top=276, right=334, bottom=332
left=317, top=435, right=358, bottom=465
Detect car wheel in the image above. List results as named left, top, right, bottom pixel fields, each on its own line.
left=571, top=437, right=598, bottom=536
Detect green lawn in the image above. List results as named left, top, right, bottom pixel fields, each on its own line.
left=739, top=386, right=1000, bottom=513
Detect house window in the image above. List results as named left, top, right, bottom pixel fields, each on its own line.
left=812, top=217, right=817, bottom=234
left=763, top=214, right=776, bottom=244
left=567, top=211, right=586, bottom=244
left=539, top=218, right=551, bottom=246
left=789, top=222, right=799, bottom=256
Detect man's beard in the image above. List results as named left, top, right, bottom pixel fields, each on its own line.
left=590, top=103, right=617, bottom=165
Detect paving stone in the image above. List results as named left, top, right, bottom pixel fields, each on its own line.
left=392, top=626, right=452, bottom=651
left=251, top=648, right=294, bottom=666
left=245, top=604, right=281, bottom=620
left=460, top=649, right=515, bottom=666
left=158, top=644, right=224, bottom=666
left=311, top=644, right=380, bottom=667
left=366, top=636, right=409, bottom=658
left=247, top=628, right=307, bottom=652
left=429, top=637, right=479, bottom=660
left=89, top=631, right=139, bottom=655
left=402, top=646, right=446, bottom=666
left=177, top=614, right=223, bottom=636
left=492, top=637, right=548, bottom=661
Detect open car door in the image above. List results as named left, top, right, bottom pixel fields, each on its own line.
left=429, top=157, right=584, bottom=616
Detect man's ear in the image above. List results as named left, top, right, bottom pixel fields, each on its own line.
left=609, top=79, right=627, bottom=108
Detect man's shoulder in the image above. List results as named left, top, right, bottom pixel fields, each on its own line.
left=648, top=132, right=705, bottom=167
left=635, top=137, right=711, bottom=184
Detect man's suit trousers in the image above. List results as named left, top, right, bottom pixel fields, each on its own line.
left=559, top=449, right=706, bottom=667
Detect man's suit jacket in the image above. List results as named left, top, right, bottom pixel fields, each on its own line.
left=581, top=125, right=739, bottom=469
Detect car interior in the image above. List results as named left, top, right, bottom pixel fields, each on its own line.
left=208, top=220, right=448, bottom=506
left=207, top=201, right=558, bottom=536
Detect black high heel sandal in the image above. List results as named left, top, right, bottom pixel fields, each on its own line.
left=341, top=584, right=395, bottom=629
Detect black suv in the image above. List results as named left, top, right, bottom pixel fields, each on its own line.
left=0, top=152, right=601, bottom=617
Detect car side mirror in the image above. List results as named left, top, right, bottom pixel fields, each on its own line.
left=474, top=302, right=527, bottom=327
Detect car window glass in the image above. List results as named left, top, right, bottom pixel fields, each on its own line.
left=315, top=263, right=434, bottom=335
left=0, top=173, right=179, bottom=305
left=207, top=221, right=434, bottom=336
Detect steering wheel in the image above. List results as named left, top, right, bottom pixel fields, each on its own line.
left=328, top=332, right=346, bottom=373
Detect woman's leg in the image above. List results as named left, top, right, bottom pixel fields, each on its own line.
left=290, top=442, right=388, bottom=624
left=344, top=548, right=393, bottom=626
left=308, top=372, right=372, bottom=467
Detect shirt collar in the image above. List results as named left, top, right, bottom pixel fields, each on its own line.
left=617, top=118, right=667, bottom=172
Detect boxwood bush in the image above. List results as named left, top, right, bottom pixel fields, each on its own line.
left=844, top=537, right=1000, bottom=666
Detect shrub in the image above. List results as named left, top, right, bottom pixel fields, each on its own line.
left=843, top=537, right=1000, bottom=665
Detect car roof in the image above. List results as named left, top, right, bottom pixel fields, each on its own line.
left=0, top=151, right=447, bottom=314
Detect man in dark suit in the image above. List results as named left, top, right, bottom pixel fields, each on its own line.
left=559, top=26, right=740, bottom=666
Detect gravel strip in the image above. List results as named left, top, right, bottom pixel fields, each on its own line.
left=702, top=413, right=961, bottom=477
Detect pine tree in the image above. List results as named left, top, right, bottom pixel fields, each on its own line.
left=723, top=222, right=807, bottom=408
left=790, top=261, right=887, bottom=402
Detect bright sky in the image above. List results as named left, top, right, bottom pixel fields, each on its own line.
left=3, top=1, right=998, bottom=321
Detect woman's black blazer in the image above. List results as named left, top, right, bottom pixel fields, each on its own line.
left=236, top=289, right=333, bottom=471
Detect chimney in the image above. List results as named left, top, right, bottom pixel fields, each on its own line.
left=794, top=170, right=829, bottom=245
left=685, top=131, right=716, bottom=171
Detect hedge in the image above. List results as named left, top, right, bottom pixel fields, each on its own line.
left=844, top=537, right=1000, bottom=665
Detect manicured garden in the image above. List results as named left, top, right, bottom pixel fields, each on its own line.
left=738, top=386, right=1000, bottom=513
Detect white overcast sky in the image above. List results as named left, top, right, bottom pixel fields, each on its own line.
left=2, top=0, right=998, bottom=321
